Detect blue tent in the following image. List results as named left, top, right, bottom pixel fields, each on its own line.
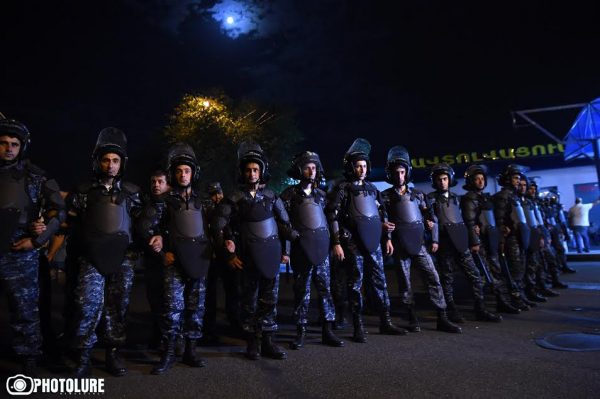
left=564, top=98, right=600, bottom=161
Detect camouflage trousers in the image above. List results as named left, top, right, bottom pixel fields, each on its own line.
left=73, top=256, right=134, bottom=349
left=0, top=249, right=41, bottom=356
left=161, top=264, right=206, bottom=341
left=436, top=246, right=485, bottom=305
left=291, top=254, right=336, bottom=325
left=394, top=245, right=446, bottom=310
left=240, top=265, right=280, bottom=334
left=343, top=240, right=392, bottom=317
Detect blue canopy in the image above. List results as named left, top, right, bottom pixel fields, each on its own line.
left=564, top=98, right=600, bottom=161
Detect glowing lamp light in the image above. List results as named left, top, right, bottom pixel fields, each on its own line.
left=202, top=101, right=210, bottom=108
left=226, top=16, right=235, bottom=25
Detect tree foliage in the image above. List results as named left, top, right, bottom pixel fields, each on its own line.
left=165, top=92, right=303, bottom=193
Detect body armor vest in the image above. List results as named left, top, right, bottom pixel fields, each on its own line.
left=347, top=185, right=382, bottom=252
left=388, top=191, right=424, bottom=256
left=510, top=198, right=530, bottom=250
left=168, top=196, right=210, bottom=279
left=0, top=173, right=30, bottom=253
left=291, top=194, right=330, bottom=266
left=240, top=194, right=282, bottom=279
left=434, top=194, right=468, bottom=252
left=84, top=191, right=132, bottom=276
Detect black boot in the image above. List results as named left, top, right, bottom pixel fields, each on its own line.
left=538, top=286, right=559, bottom=297
left=245, top=332, right=261, bottom=361
left=561, top=265, right=576, bottom=274
left=380, top=312, right=408, bottom=335
left=406, top=306, right=421, bottom=333
left=475, top=301, right=502, bottom=322
left=106, top=347, right=127, bottom=377
left=436, top=310, right=462, bottom=333
left=510, top=293, right=530, bottom=311
left=261, top=332, right=287, bottom=360
left=182, top=339, right=207, bottom=367
left=525, top=287, right=547, bottom=303
left=352, top=314, right=367, bottom=343
left=447, top=302, right=466, bottom=324
left=552, top=278, right=569, bottom=289
left=496, top=295, right=521, bottom=314
left=151, top=341, right=176, bottom=375
left=333, top=305, right=347, bottom=330
left=290, top=325, right=306, bottom=350
left=322, top=322, right=344, bottom=347
left=74, top=349, right=92, bottom=378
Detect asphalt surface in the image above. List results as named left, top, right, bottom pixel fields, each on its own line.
left=0, top=261, right=599, bottom=398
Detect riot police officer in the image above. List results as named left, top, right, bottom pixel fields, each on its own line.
left=69, top=128, right=142, bottom=377
left=0, top=117, right=66, bottom=373
left=527, top=182, right=567, bottom=290
left=280, top=151, right=344, bottom=349
left=203, top=181, right=242, bottom=343
left=326, top=138, right=406, bottom=343
left=517, top=177, right=549, bottom=303
left=492, top=164, right=535, bottom=310
left=381, top=147, right=461, bottom=333
left=460, top=164, right=520, bottom=314
left=149, top=143, right=212, bottom=374
left=427, top=163, right=501, bottom=323
left=137, top=169, right=170, bottom=349
left=213, top=142, right=297, bottom=360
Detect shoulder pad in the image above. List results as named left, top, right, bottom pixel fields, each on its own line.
left=279, top=186, right=295, bottom=200
left=426, top=191, right=436, bottom=199
left=228, top=190, right=245, bottom=203
left=24, top=161, right=46, bottom=176
left=121, top=181, right=140, bottom=194
left=262, top=188, right=276, bottom=199
left=76, top=182, right=93, bottom=194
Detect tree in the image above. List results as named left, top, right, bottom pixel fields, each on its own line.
left=165, top=91, right=304, bottom=193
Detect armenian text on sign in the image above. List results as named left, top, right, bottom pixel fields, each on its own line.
left=411, top=143, right=564, bottom=169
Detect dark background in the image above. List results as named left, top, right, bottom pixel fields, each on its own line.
left=1, top=1, right=599, bottom=189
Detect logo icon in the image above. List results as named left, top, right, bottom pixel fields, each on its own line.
left=6, top=374, right=34, bottom=396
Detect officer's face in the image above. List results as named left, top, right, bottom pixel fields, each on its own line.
left=150, top=175, right=169, bottom=196
left=392, top=166, right=406, bottom=187
left=210, top=191, right=224, bottom=204
left=436, top=174, right=449, bottom=191
left=175, top=165, right=192, bottom=187
left=244, top=162, right=261, bottom=184
left=353, top=160, right=367, bottom=181
left=473, top=174, right=486, bottom=191
left=510, top=174, right=521, bottom=189
left=518, top=180, right=527, bottom=195
left=0, top=135, right=21, bottom=161
left=527, top=185, right=537, bottom=197
left=100, top=153, right=121, bottom=177
left=302, top=162, right=317, bottom=181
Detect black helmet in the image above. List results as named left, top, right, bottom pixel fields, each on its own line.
left=166, top=142, right=200, bottom=185
left=0, top=116, right=31, bottom=157
left=207, top=181, right=223, bottom=194
left=287, top=150, right=324, bottom=181
left=343, top=138, right=371, bottom=180
left=237, top=141, right=269, bottom=184
left=463, top=164, right=488, bottom=190
left=496, top=164, right=528, bottom=187
left=430, top=163, right=457, bottom=188
left=92, top=127, right=128, bottom=176
left=385, top=146, right=411, bottom=184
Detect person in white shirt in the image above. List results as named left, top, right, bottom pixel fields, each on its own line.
left=568, top=197, right=600, bottom=253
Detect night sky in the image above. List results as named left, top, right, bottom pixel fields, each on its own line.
left=2, top=1, right=599, bottom=189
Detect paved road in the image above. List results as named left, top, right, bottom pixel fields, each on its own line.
left=1, top=262, right=599, bottom=398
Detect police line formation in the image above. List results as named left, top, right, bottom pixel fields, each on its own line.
left=0, top=118, right=574, bottom=378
